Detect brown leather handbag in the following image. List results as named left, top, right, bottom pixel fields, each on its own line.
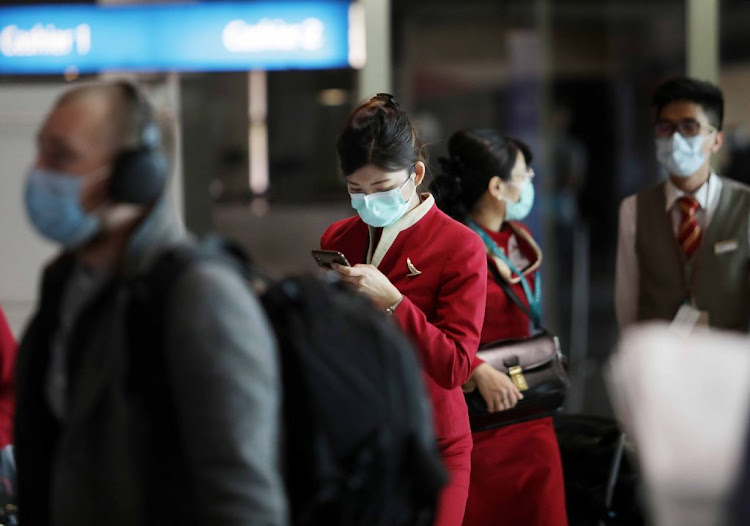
left=464, top=262, right=569, bottom=432
left=465, top=330, right=568, bottom=432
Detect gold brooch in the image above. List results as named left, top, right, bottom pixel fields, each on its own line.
left=406, top=258, right=422, bottom=277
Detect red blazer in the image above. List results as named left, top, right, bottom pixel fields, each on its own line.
left=0, top=307, right=16, bottom=448
left=321, top=198, right=487, bottom=440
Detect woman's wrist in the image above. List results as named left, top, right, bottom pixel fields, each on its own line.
left=474, top=362, right=489, bottom=376
left=462, top=376, right=477, bottom=393
left=473, top=363, right=496, bottom=384
left=383, top=294, right=404, bottom=315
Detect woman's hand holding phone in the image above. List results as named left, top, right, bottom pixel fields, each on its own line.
left=330, top=263, right=403, bottom=311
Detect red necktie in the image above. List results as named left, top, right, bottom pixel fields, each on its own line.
left=677, top=196, right=701, bottom=258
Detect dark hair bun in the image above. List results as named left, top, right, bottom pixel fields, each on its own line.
left=337, top=94, right=426, bottom=176
left=432, top=129, right=532, bottom=221
left=431, top=156, right=468, bottom=220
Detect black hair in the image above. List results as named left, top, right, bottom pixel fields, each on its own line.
left=337, top=93, right=426, bottom=176
left=652, top=76, right=724, bottom=130
left=431, top=129, right=532, bottom=221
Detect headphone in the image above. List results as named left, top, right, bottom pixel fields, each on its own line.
left=108, top=81, right=169, bottom=205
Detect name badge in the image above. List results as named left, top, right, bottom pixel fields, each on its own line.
left=670, top=304, right=709, bottom=336
left=714, top=239, right=738, bottom=254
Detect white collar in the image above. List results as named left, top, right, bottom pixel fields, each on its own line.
left=664, top=172, right=721, bottom=212
left=367, top=193, right=434, bottom=268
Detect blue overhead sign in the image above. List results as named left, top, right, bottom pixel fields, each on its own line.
left=0, top=2, right=361, bottom=74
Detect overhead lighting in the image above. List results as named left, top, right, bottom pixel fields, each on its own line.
left=317, top=88, right=348, bottom=106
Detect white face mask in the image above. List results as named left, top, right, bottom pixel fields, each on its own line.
left=656, top=133, right=708, bottom=178
left=24, top=167, right=101, bottom=248
left=349, top=174, right=416, bottom=227
left=503, top=178, right=535, bottom=221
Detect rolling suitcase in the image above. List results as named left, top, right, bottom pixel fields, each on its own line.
left=554, top=414, right=645, bottom=526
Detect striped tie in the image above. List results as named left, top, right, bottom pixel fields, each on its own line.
left=677, top=196, right=701, bottom=258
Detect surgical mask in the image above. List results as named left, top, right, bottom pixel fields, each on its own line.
left=656, top=133, right=707, bottom=178
left=24, top=167, right=101, bottom=249
left=350, top=174, right=416, bottom=227
left=504, top=178, right=535, bottom=221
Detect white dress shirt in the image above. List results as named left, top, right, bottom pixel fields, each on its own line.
left=614, top=173, right=722, bottom=329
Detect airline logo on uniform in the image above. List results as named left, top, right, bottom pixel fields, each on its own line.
left=406, top=258, right=421, bottom=277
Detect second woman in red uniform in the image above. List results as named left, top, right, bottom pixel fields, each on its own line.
left=321, top=95, right=488, bottom=526
left=433, top=129, right=568, bottom=526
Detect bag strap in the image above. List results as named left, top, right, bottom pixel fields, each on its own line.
left=487, top=261, right=542, bottom=329
left=127, top=235, right=255, bottom=520
left=127, top=243, right=201, bottom=521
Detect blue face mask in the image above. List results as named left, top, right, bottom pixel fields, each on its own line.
left=656, top=133, right=707, bottom=178
left=350, top=174, right=416, bottom=227
left=504, top=178, right=534, bottom=221
left=24, top=167, right=101, bottom=249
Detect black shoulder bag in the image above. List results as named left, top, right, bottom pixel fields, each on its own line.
left=464, top=262, right=569, bottom=432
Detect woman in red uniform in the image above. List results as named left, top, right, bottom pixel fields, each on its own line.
left=433, top=129, right=568, bottom=526
left=320, top=94, right=488, bottom=526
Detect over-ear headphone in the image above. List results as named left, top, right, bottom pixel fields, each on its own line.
left=108, top=81, right=169, bottom=205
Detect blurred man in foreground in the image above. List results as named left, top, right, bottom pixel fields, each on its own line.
left=15, top=80, right=287, bottom=525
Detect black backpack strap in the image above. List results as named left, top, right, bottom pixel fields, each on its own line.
left=127, top=242, right=207, bottom=522
left=199, top=234, right=272, bottom=292
left=127, top=236, right=254, bottom=521
left=129, top=236, right=255, bottom=386
left=487, top=261, right=542, bottom=329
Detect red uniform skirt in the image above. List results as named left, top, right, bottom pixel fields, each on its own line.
left=462, top=417, right=567, bottom=526
left=434, top=433, right=473, bottom=526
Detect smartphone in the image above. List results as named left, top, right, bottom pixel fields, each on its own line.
left=311, top=249, right=351, bottom=269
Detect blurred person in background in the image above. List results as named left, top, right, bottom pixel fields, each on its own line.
left=724, top=124, right=750, bottom=187
left=321, top=94, right=488, bottom=526
left=432, top=129, right=568, bottom=526
left=0, top=307, right=15, bottom=448
left=550, top=104, right=588, bottom=352
left=15, top=80, right=287, bottom=525
left=616, top=76, right=750, bottom=333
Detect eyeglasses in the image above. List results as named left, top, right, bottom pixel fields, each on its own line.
left=654, top=119, right=718, bottom=138
left=512, top=167, right=534, bottom=181
left=508, top=167, right=534, bottom=187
